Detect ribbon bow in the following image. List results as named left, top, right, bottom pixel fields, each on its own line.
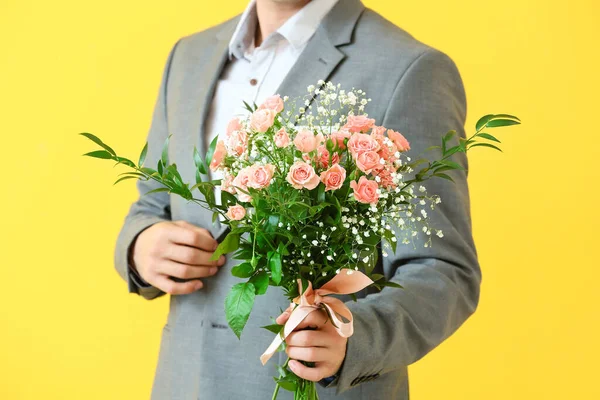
left=260, top=269, right=373, bottom=365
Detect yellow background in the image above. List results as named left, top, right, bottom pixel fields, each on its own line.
left=1, top=0, right=598, bottom=399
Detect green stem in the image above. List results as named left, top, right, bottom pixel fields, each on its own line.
left=271, top=383, right=280, bottom=400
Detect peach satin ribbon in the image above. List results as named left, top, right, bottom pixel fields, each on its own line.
left=260, top=269, right=373, bottom=365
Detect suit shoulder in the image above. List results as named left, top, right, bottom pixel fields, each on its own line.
left=355, top=9, right=447, bottom=61
left=178, top=14, right=240, bottom=47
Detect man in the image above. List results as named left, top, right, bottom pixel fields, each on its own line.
left=115, top=0, right=480, bottom=398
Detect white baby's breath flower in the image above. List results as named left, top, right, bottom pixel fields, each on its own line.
left=419, top=186, right=426, bottom=193
left=312, top=240, right=318, bottom=246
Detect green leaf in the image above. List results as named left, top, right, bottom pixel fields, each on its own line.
left=477, top=133, right=501, bottom=143
left=275, top=375, right=298, bottom=392
left=381, top=280, right=403, bottom=289
left=211, top=232, right=240, bottom=261
left=116, top=157, right=136, bottom=168
left=261, top=324, right=283, bottom=335
left=317, top=183, right=325, bottom=203
left=161, top=135, right=172, bottom=166
left=475, top=114, right=495, bottom=131
left=83, top=150, right=113, bottom=160
left=138, top=142, right=148, bottom=166
left=220, top=190, right=237, bottom=208
left=144, top=187, right=170, bottom=195
left=205, top=135, right=219, bottom=170
left=433, top=173, right=455, bottom=182
left=491, top=113, right=520, bottom=121
left=193, top=146, right=208, bottom=177
left=469, top=143, right=503, bottom=152
left=487, top=119, right=520, bottom=128
left=437, top=160, right=464, bottom=171
left=79, top=132, right=116, bottom=156
left=250, top=272, right=269, bottom=295
left=225, top=282, right=256, bottom=339
left=198, top=182, right=216, bottom=208
left=231, top=262, right=254, bottom=278
left=242, top=101, right=254, bottom=113
left=269, top=251, right=282, bottom=285
left=113, top=176, right=139, bottom=185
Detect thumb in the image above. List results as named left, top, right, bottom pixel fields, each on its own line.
left=275, top=304, right=294, bottom=325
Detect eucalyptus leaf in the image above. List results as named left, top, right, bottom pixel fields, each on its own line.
left=487, top=119, right=520, bottom=128
left=475, top=114, right=495, bottom=131
left=477, top=133, right=501, bottom=143
left=225, top=282, right=256, bottom=339
left=206, top=135, right=219, bottom=170
left=113, top=176, right=139, bottom=185
left=470, top=143, right=503, bottom=152
left=144, top=187, right=170, bottom=195
left=161, top=135, right=171, bottom=166
left=83, top=150, right=113, bottom=160
left=433, top=173, right=455, bottom=182
left=80, top=132, right=116, bottom=156
left=138, top=142, right=148, bottom=166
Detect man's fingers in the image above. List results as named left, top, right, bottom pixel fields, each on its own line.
left=152, top=274, right=203, bottom=295
left=288, top=360, right=328, bottom=382
left=286, top=330, right=328, bottom=348
left=295, top=310, right=327, bottom=331
left=164, top=244, right=225, bottom=267
left=286, top=346, right=329, bottom=363
left=170, top=221, right=218, bottom=251
left=156, top=260, right=219, bottom=279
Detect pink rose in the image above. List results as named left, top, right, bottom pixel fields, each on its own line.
left=286, top=161, right=320, bottom=190
left=315, top=145, right=340, bottom=169
left=374, top=167, right=396, bottom=189
left=356, top=150, right=383, bottom=174
left=226, top=205, right=246, bottom=221
left=225, top=129, right=248, bottom=157
left=247, top=164, right=275, bottom=189
left=293, top=130, right=324, bottom=153
left=329, top=129, right=352, bottom=150
left=347, top=133, right=380, bottom=158
left=274, top=128, right=291, bottom=148
left=250, top=109, right=276, bottom=133
left=371, top=125, right=386, bottom=136
left=232, top=167, right=252, bottom=203
left=320, top=164, right=346, bottom=192
left=259, top=95, right=284, bottom=114
left=343, top=115, right=376, bottom=133
left=387, top=129, right=410, bottom=152
left=350, top=176, right=379, bottom=205
left=209, top=140, right=227, bottom=171
left=226, top=117, right=243, bottom=135
left=221, top=174, right=236, bottom=194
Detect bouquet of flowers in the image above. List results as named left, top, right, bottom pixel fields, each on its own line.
left=81, top=81, right=519, bottom=399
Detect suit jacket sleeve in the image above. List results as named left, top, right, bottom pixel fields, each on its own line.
left=113, top=39, right=183, bottom=301
left=336, top=48, right=481, bottom=393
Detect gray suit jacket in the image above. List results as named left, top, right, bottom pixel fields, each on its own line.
left=114, top=0, right=480, bottom=398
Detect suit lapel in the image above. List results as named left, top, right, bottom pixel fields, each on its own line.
left=275, top=0, right=365, bottom=114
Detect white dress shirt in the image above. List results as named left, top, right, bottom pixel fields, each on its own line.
left=205, top=0, right=338, bottom=148
left=205, top=0, right=338, bottom=205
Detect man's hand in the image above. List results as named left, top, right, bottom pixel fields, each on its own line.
left=131, top=220, right=226, bottom=295
left=276, top=307, right=347, bottom=382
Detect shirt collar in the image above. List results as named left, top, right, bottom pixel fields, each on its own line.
left=228, top=0, right=339, bottom=60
